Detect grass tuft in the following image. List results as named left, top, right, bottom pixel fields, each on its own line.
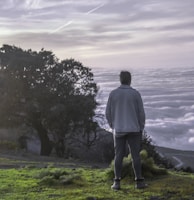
left=37, top=168, right=82, bottom=187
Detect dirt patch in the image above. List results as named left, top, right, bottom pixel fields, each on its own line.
left=0, top=150, right=108, bottom=169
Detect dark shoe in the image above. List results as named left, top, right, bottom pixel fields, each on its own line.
left=135, top=179, right=148, bottom=189
left=111, top=179, right=120, bottom=190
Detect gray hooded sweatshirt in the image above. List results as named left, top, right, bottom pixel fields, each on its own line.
left=105, top=85, right=145, bottom=135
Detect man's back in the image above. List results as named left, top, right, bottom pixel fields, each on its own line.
left=106, top=84, right=145, bottom=133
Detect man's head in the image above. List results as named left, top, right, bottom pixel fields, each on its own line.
left=120, top=71, right=131, bottom=85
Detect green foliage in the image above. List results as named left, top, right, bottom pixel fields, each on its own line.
left=180, top=166, right=194, bottom=173
left=37, top=168, right=82, bottom=186
left=142, top=133, right=174, bottom=169
left=107, top=149, right=168, bottom=180
left=37, top=168, right=68, bottom=179
left=0, top=165, right=194, bottom=200
left=140, top=150, right=168, bottom=177
left=141, top=133, right=161, bottom=160
left=0, top=44, right=98, bottom=156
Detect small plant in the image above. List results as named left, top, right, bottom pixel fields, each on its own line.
left=37, top=168, right=82, bottom=186
left=140, top=149, right=168, bottom=177
left=142, top=133, right=174, bottom=169
left=107, top=149, right=168, bottom=180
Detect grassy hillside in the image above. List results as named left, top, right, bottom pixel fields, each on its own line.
left=156, top=146, right=194, bottom=170
left=0, top=153, right=194, bottom=200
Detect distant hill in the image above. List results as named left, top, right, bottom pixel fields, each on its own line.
left=156, top=146, right=194, bottom=170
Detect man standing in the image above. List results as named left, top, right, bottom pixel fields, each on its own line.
left=106, top=71, right=147, bottom=190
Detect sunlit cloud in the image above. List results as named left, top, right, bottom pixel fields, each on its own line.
left=188, top=137, right=194, bottom=144
left=188, top=129, right=194, bottom=134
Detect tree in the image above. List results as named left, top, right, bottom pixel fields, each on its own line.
left=0, top=44, right=98, bottom=156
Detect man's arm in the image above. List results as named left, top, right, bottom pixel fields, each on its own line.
left=105, top=94, right=113, bottom=129
left=137, top=91, right=146, bottom=131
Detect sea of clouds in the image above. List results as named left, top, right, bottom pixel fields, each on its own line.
left=93, top=67, right=194, bottom=151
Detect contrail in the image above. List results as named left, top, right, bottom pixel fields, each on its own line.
left=85, top=3, right=105, bottom=15
left=50, top=3, right=105, bottom=34
left=50, top=20, right=73, bottom=34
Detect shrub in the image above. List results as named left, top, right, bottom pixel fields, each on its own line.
left=106, top=149, right=168, bottom=180
left=37, top=168, right=82, bottom=186
left=141, top=150, right=168, bottom=177
left=142, top=133, right=174, bottom=169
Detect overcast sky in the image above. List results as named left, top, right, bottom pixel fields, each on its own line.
left=1, top=0, right=194, bottom=69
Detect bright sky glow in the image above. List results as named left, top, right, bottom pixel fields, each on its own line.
left=0, top=0, right=194, bottom=68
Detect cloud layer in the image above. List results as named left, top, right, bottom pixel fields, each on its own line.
left=94, top=66, right=194, bottom=151
left=1, top=0, right=194, bottom=68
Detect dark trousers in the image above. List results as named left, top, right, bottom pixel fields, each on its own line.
left=113, top=132, right=143, bottom=180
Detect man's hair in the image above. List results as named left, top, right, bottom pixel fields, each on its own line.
left=120, top=71, right=131, bottom=85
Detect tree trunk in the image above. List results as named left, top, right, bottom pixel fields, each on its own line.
left=33, top=120, right=52, bottom=156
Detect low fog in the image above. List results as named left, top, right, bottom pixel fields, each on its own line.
left=94, top=67, right=194, bottom=151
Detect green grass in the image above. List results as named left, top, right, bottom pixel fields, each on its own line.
left=0, top=166, right=194, bottom=200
